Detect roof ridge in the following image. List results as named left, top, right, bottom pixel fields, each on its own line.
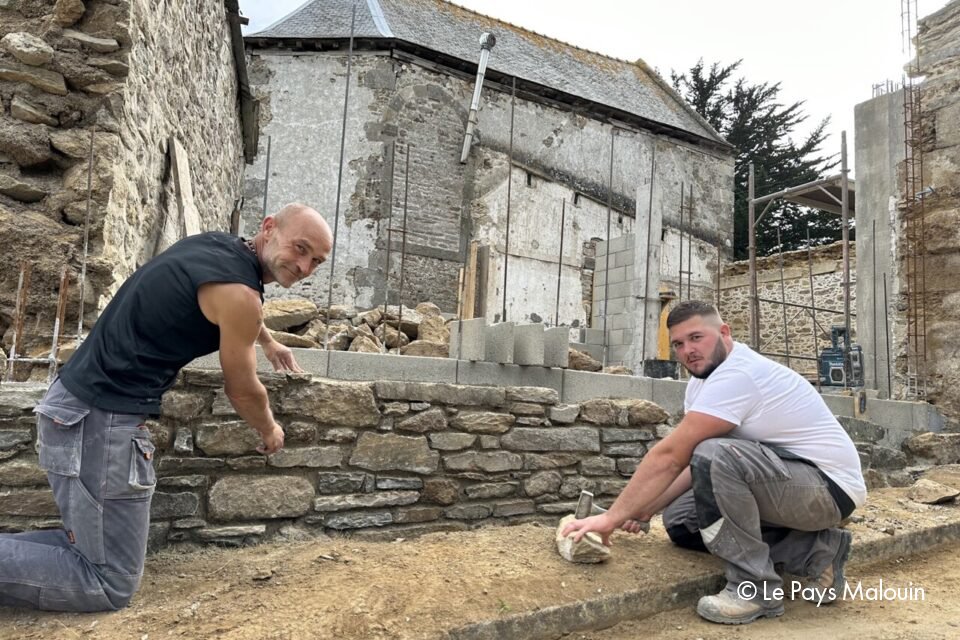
left=441, top=0, right=650, bottom=70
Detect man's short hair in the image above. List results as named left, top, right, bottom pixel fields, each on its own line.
left=666, top=300, right=721, bottom=329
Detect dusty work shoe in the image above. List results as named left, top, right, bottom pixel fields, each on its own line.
left=696, top=586, right=784, bottom=625
left=804, top=529, right=853, bottom=605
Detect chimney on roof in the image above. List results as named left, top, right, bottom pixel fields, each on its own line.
left=460, top=32, right=497, bottom=164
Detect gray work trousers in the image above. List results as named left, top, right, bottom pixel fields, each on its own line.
left=0, top=378, right=156, bottom=611
left=663, top=438, right=847, bottom=593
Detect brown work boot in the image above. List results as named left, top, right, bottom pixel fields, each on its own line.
left=804, top=529, right=852, bottom=605
left=696, top=585, right=784, bottom=625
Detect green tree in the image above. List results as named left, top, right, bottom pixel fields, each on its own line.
left=672, top=60, right=844, bottom=258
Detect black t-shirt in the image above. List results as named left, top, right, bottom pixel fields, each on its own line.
left=59, top=232, right=264, bottom=414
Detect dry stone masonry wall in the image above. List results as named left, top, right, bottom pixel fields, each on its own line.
left=0, top=0, right=244, bottom=370
left=0, top=373, right=675, bottom=548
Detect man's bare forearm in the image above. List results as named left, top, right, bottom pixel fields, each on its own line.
left=225, top=382, right=277, bottom=435
left=605, top=449, right=686, bottom=526
left=635, top=466, right=692, bottom=521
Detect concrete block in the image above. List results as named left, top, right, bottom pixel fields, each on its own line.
left=455, top=361, right=563, bottom=393
left=604, top=297, right=626, bottom=315
left=327, top=351, right=457, bottom=383
left=606, top=329, right=625, bottom=346
left=580, top=328, right=605, bottom=345
left=562, top=370, right=654, bottom=404
left=544, top=327, right=569, bottom=368
left=595, top=240, right=608, bottom=257
left=650, top=378, right=688, bottom=416
left=606, top=345, right=630, bottom=364
left=610, top=314, right=633, bottom=331
left=606, top=266, right=627, bottom=285
left=189, top=347, right=328, bottom=375
left=606, top=281, right=634, bottom=300
left=607, top=235, right=629, bottom=254
left=449, top=318, right=486, bottom=361
left=615, top=249, right=635, bottom=268
left=514, top=323, right=545, bottom=366
left=484, top=322, right=515, bottom=364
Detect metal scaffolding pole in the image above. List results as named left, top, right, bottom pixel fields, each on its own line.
left=840, top=132, right=851, bottom=389
left=777, top=226, right=791, bottom=368
left=807, top=228, right=821, bottom=391
left=748, top=163, right=759, bottom=349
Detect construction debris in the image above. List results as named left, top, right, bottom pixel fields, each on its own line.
left=568, top=348, right=601, bottom=372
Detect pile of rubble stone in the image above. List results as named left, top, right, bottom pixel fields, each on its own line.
left=261, top=298, right=618, bottom=373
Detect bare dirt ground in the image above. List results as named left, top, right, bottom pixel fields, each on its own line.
left=575, top=544, right=960, bottom=640
left=0, top=488, right=957, bottom=640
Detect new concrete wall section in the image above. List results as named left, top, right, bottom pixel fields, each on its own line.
left=854, top=91, right=904, bottom=397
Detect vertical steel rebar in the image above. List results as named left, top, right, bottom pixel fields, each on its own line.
left=872, top=219, right=878, bottom=390
left=807, top=228, right=821, bottom=392
left=601, top=128, right=615, bottom=367
left=840, top=132, right=850, bottom=389
left=323, top=3, right=356, bottom=377
left=381, top=140, right=397, bottom=353
left=397, top=144, right=411, bottom=343
left=5, top=263, right=30, bottom=382
left=261, top=135, right=272, bottom=222
left=748, top=163, right=759, bottom=349
left=76, top=127, right=95, bottom=342
left=777, top=226, right=790, bottom=369
left=687, top=183, right=693, bottom=300
left=678, top=182, right=684, bottom=302
left=554, top=198, right=566, bottom=327
left=883, top=272, right=893, bottom=398
left=49, top=266, right=70, bottom=382
left=715, top=243, right=721, bottom=312
left=640, top=141, right=656, bottom=363
left=501, top=76, right=516, bottom=323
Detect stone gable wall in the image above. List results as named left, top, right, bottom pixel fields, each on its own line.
left=0, top=0, right=243, bottom=372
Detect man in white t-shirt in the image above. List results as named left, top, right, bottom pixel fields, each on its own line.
left=562, top=301, right=865, bottom=625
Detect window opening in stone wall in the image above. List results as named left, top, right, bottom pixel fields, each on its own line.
left=525, top=171, right=533, bottom=187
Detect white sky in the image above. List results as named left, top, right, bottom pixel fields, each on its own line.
left=240, top=0, right=950, bottom=175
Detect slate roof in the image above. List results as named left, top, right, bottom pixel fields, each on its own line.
left=247, top=0, right=730, bottom=149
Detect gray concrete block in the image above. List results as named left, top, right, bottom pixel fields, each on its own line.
left=455, top=361, right=563, bottom=393
left=606, top=329, right=626, bottom=346
left=606, top=345, right=630, bottom=364
left=513, top=323, right=545, bottom=366
left=544, top=327, right=569, bottom=368
left=606, top=234, right=629, bottom=254
left=606, top=266, right=627, bottom=285
left=449, top=318, right=486, bottom=361
left=562, top=370, right=654, bottom=403
left=606, top=281, right=635, bottom=300
left=327, top=351, right=457, bottom=383
left=604, top=297, right=626, bottom=315
left=484, top=322, right=515, bottom=364
left=615, top=249, right=635, bottom=268
left=580, top=328, right=605, bottom=345
left=189, top=347, right=328, bottom=375
left=595, top=240, right=608, bottom=257
left=650, top=378, right=688, bottom=416
left=611, top=314, right=634, bottom=331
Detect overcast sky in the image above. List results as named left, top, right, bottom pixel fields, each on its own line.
left=240, top=0, right=950, bottom=176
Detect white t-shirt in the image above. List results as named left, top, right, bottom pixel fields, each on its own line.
left=684, top=341, right=866, bottom=507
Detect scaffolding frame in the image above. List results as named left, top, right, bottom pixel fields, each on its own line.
left=747, top=133, right=854, bottom=386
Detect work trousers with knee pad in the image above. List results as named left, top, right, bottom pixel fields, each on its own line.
left=662, top=438, right=849, bottom=592
left=0, top=378, right=156, bottom=611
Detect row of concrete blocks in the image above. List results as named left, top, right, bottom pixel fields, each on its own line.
left=448, top=319, right=569, bottom=368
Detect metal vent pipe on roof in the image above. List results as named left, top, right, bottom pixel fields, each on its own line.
left=460, top=32, right=496, bottom=163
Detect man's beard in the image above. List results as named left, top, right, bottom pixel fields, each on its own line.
left=689, top=340, right=728, bottom=379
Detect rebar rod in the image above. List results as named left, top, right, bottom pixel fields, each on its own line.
left=601, top=128, right=615, bottom=367
left=5, top=263, right=30, bottom=382
left=687, top=183, right=693, bottom=300
left=872, top=219, right=878, bottom=390
left=49, top=266, right=70, bottom=382
left=841, top=131, right=850, bottom=389
left=261, top=135, right=272, bottom=222
left=381, top=140, right=396, bottom=353
left=323, top=2, right=356, bottom=377
left=554, top=198, right=566, bottom=327
left=397, top=144, right=411, bottom=345
left=883, top=272, right=892, bottom=398
left=807, top=228, right=821, bottom=392
left=76, top=127, right=95, bottom=342
left=678, top=181, right=684, bottom=302
left=501, top=76, right=516, bottom=323
left=640, top=141, right=656, bottom=361
left=715, top=243, right=721, bottom=312
left=777, top=226, right=790, bottom=368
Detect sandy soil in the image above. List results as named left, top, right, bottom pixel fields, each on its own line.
left=0, top=488, right=957, bottom=640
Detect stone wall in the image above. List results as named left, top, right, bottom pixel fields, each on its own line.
left=242, top=50, right=732, bottom=325
left=910, top=1, right=960, bottom=422
left=0, top=373, right=674, bottom=546
left=719, top=242, right=855, bottom=376
left=0, top=0, right=244, bottom=371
